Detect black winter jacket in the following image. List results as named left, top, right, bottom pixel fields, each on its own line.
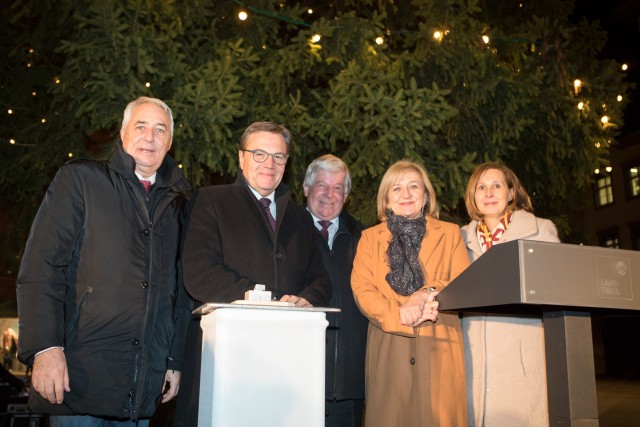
left=316, top=211, right=368, bottom=401
left=16, top=141, right=191, bottom=420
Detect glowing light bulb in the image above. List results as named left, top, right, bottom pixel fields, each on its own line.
left=574, top=79, right=581, bottom=89
left=617, top=95, right=623, bottom=102
left=595, top=142, right=601, bottom=148
left=10, top=139, right=16, bottom=144
left=622, top=64, right=628, bottom=71
left=32, top=91, right=37, bottom=96
left=375, top=36, right=384, bottom=45
left=307, top=8, right=313, bottom=14
left=482, top=35, right=490, bottom=44
left=55, top=78, right=61, bottom=84
left=577, top=102, right=584, bottom=110
left=606, top=166, right=612, bottom=172
left=311, top=34, right=321, bottom=43
left=68, top=152, right=73, bottom=158
left=41, top=118, right=46, bottom=123
left=601, top=115, right=609, bottom=124
left=7, top=109, right=13, bottom=114
left=145, top=82, right=151, bottom=88
left=238, top=11, right=248, bottom=21
left=595, top=169, right=600, bottom=174
left=433, top=30, right=443, bottom=41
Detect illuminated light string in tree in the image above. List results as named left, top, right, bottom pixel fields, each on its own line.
left=4, top=0, right=628, bottom=157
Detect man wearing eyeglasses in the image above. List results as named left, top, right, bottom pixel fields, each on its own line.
left=173, top=121, right=331, bottom=427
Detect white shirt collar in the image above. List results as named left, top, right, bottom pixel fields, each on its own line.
left=135, top=172, right=157, bottom=185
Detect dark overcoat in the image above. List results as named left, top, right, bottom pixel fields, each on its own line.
left=16, top=141, right=191, bottom=420
left=316, top=211, right=368, bottom=402
left=173, top=173, right=331, bottom=427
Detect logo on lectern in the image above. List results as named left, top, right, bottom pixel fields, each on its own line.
left=596, top=256, right=633, bottom=300
left=615, top=260, right=628, bottom=277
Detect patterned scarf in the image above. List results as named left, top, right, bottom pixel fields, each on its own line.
left=477, top=210, right=513, bottom=253
left=385, top=211, right=427, bottom=296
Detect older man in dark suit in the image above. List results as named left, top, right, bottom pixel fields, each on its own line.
left=173, top=121, right=331, bottom=427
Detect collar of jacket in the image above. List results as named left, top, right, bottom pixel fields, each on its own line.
left=107, top=140, right=190, bottom=193
left=233, top=170, right=289, bottom=200
left=305, top=208, right=364, bottom=238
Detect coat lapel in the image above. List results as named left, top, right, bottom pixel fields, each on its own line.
left=419, top=217, right=444, bottom=271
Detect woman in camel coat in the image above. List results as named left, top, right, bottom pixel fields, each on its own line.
left=351, top=160, right=470, bottom=427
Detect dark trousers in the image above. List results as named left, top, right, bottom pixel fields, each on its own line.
left=325, top=399, right=364, bottom=427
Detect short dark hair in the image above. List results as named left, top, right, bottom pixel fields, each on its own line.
left=239, top=122, right=292, bottom=150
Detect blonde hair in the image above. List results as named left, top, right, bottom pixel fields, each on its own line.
left=464, top=162, right=533, bottom=221
left=376, top=160, right=439, bottom=221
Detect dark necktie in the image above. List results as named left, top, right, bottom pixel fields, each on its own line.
left=259, top=198, right=276, bottom=232
left=140, top=179, right=152, bottom=193
left=318, top=220, right=331, bottom=242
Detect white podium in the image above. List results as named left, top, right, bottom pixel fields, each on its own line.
left=194, top=303, right=336, bottom=427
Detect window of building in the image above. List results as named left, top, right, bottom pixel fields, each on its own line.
left=627, top=165, right=640, bottom=198
left=631, top=223, right=640, bottom=251
left=595, top=174, right=614, bottom=207
left=598, top=228, right=620, bottom=249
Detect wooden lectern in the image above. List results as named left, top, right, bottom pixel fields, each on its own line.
left=192, top=303, right=339, bottom=427
left=437, top=240, right=640, bottom=427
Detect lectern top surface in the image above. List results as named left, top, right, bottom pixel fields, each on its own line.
left=193, top=302, right=341, bottom=316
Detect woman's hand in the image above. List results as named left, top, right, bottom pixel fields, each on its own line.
left=399, top=288, right=439, bottom=327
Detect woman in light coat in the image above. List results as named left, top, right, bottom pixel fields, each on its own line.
left=351, top=160, right=470, bottom=427
left=460, top=162, right=560, bottom=427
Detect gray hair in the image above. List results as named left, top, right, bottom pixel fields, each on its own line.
left=121, top=96, right=174, bottom=138
left=304, top=154, right=351, bottom=195
left=240, top=122, right=292, bottom=149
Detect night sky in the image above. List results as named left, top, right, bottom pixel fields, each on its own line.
left=573, top=0, right=640, bottom=135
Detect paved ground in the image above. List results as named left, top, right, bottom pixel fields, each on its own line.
left=597, top=377, right=640, bottom=427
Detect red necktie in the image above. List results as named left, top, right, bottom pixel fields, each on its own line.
left=140, top=179, right=152, bottom=193
left=318, top=220, right=331, bottom=242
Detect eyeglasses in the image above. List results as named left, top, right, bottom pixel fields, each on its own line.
left=241, top=149, right=289, bottom=165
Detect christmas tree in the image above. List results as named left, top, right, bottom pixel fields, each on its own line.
left=0, top=0, right=630, bottom=275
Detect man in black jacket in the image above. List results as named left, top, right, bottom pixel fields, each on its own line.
left=303, top=154, right=368, bottom=427
left=16, top=97, right=191, bottom=427
left=173, top=121, right=331, bottom=427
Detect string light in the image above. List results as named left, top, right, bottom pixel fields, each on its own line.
left=577, top=101, right=584, bottom=110
left=32, top=91, right=37, bottom=96
left=145, top=82, right=151, bottom=88
left=54, top=78, right=61, bottom=84
left=482, top=35, right=490, bottom=44
left=41, top=118, right=46, bottom=123
left=595, top=142, right=601, bottom=148
left=573, top=79, right=581, bottom=95
left=238, top=11, right=248, bottom=21
left=433, top=30, right=443, bottom=42
left=311, top=34, right=321, bottom=43
left=617, top=95, right=622, bottom=102
left=28, top=48, right=34, bottom=53
left=601, top=115, right=609, bottom=124
left=595, top=168, right=600, bottom=174
left=10, top=139, right=16, bottom=144
left=27, top=63, right=32, bottom=68
left=621, top=64, right=628, bottom=71
left=606, top=166, right=612, bottom=172
left=68, top=152, right=73, bottom=158
left=307, top=8, right=313, bottom=14
left=7, top=109, right=13, bottom=114
left=375, top=36, right=384, bottom=45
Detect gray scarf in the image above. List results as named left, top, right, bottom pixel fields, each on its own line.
left=385, top=211, right=426, bottom=296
